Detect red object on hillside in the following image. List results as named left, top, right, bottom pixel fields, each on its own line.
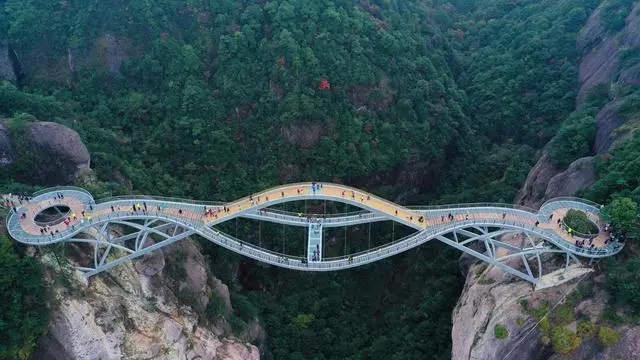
left=319, top=79, right=331, bottom=90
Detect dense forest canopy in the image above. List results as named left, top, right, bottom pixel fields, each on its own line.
left=0, top=0, right=639, bottom=359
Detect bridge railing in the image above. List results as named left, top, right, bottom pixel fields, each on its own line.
left=322, top=230, right=421, bottom=262
left=408, top=202, right=537, bottom=213
left=32, top=186, right=95, bottom=199
left=7, top=183, right=623, bottom=262
left=540, top=197, right=601, bottom=209
left=95, top=195, right=225, bottom=207
left=246, top=210, right=383, bottom=226
left=201, top=227, right=306, bottom=261
left=207, top=214, right=624, bottom=271
left=253, top=207, right=372, bottom=218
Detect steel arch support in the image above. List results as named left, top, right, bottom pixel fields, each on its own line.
left=436, top=226, right=584, bottom=285
left=65, top=219, right=195, bottom=277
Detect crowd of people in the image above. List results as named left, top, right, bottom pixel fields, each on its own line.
left=2, top=193, right=32, bottom=212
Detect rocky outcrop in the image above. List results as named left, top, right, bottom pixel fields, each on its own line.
left=280, top=122, right=327, bottom=149
left=516, top=153, right=561, bottom=208
left=546, top=326, right=640, bottom=360
left=453, top=264, right=640, bottom=360
left=33, top=239, right=260, bottom=360
left=461, top=5, right=640, bottom=359
left=0, top=41, right=16, bottom=82
left=543, top=156, right=597, bottom=200
left=94, top=34, right=130, bottom=75
left=1, top=120, right=90, bottom=183
left=452, top=263, right=549, bottom=360
left=26, top=121, right=91, bottom=185
left=576, top=2, right=640, bottom=107
left=0, top=122, right=13, bottom=167
left=518, top=2, right=640, bottom=208
left=594, top=100, right=626, bottom=154
left=348, top=77, right=395, bottom=113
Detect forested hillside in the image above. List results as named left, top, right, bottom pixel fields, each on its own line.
left=0, top=0, right=638, bottom=359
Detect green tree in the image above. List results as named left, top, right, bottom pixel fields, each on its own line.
left=494, top=324, right=509, bottom=339
left=547, top=112, right=597, bottom=167
left=598, top=326, right=620, bottom=347
left=607, top=257, right=640, bottom=313
left=602, top=197, right=639, bottom=240
left=551, top=326, right=581, bottom=354
left=576, top=320, right=596, bottom=338
left=0, top=236, right=50, bottom=360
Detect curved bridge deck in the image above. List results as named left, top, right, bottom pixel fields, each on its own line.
left=2, top=183, right=624, bottom=284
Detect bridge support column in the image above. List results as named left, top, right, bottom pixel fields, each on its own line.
left=308, top=223, right=323, bottom=262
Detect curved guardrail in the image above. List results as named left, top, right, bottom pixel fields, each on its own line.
left=2, top=183, right=624, bottom=267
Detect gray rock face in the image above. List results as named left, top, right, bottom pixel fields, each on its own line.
left=516, top=152, right=594, bottom=219
left=594, top=101, right=626, bottom=154
left=576, top=3, right=640, bottom=106
left=33, top=239, right=260, bottom=360
left=516, top=153, right=561, bottom=208
left=453, top=264, right=640, bottom=360
left=280, top=122, right=326, bottom=149
left=576, top=37, right=619, bottom=106
left=163, top=239, right=214, bottom=312
left=0, top=41, right=16, bottom=82
left=544, top=156, right=596, bottom=199
left=619, top=62, right=640, bottom=87
left=134, top=239, right=166, bottom=276
left=95, top=34, right=129, bottom=75
left=27, top=122, right=91, bottom=184
left=518, top=2, right=640, bottom=208
left=601, top=327, right=640, bottom=360
left=466, top=5, right=640, bottom=360
left=546, top=326, right=640, bottom=360
left=451, top=264, right=551, bottom=360
left=576, top=6, right=604, bottom=52
left=0, top=123, right=14, bottom=167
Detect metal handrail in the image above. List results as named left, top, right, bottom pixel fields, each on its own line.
left=5, top=200, right=624, bottom=259
left=540, top=197, right=601, bottom=209
left=254, top=207, right=372, bottom=218
left=409, top=202, right=538, bottom=213
left=32, top=186, right=94, bottom=199
left=95, top=194, right=224, bottom=206
left=323, top=230, right=421, bottom=261
left=3, top=184, right=622, bottom=261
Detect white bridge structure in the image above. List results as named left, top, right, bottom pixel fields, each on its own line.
left=2, top=182, right=623, bottom=287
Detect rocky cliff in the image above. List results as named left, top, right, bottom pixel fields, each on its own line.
left=1, top=120, right=91, bottom=185
left=0, top=122, right=13, bottom=166
left=517, top=2, right=640, bottom=208
left=28, top=121, right=92, bottom=184
left=0, top=40, right=17, bottom=82
left=452, top=263, right=640, bottom=360
left=455, top=3, right=640, bottom=359
left=32, top=239, right=261, bottom=360
left=3, top=122, right=265, bottom=359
